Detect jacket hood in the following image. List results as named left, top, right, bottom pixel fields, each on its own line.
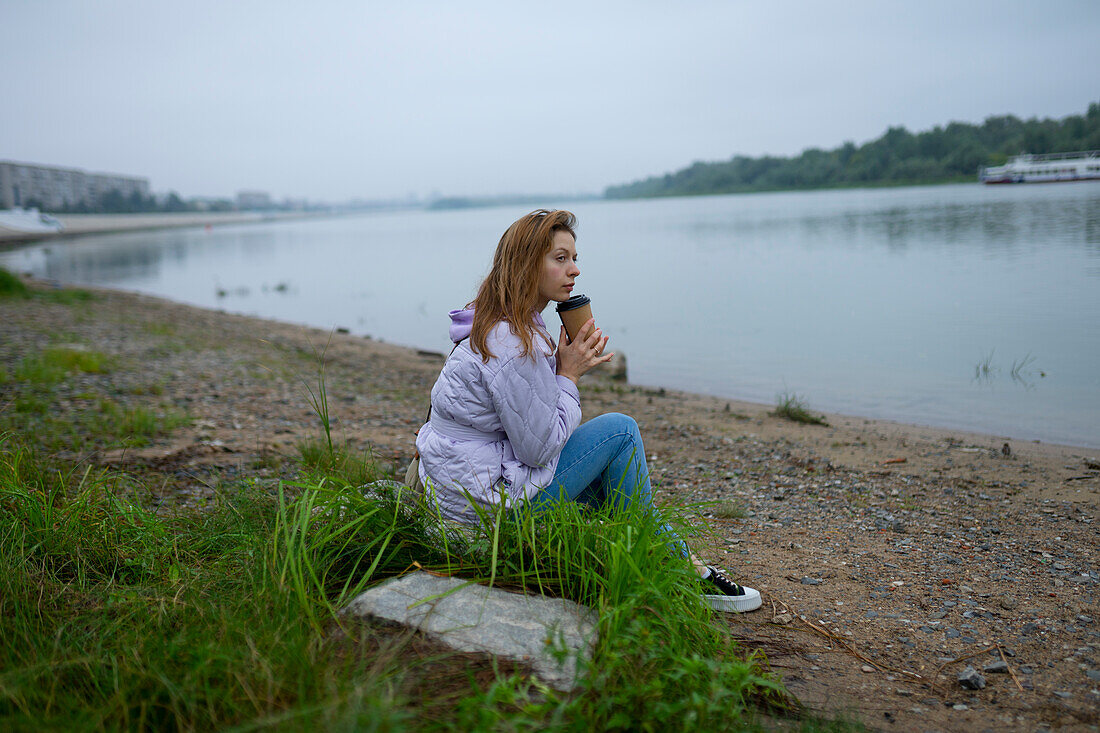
left=447, top=307, right=551, bottom=344
left=448, top=307, right=474, bottom=343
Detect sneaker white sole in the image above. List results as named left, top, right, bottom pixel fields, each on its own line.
left=704, top=586, right=762, bottom=613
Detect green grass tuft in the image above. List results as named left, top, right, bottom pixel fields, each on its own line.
left=974, top=349, right=996, bottom=383
left=14, top=346, right=110, bottom=385
left=0, top=268, right=96, bottom=303
left=0, top=267, right=29, bottom=297
left=2, top=340, right=191, bottom=453
left=296, top=437, right=385, bottom=487
left=98, top=400, right=190, bottom=445
left=710, top=498, right=748, bottom=519
left=142, top=321, right=177, bottom=337
left=773, top=391, right=829, bottom=426
left=37, top=287, right=97, bottom=305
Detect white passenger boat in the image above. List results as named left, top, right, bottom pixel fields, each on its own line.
left=979, top=150, right=1100, bottom=184
left=0, top=207, right=64, bottom=234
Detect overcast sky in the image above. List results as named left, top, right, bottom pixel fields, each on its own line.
left=2, top=1, right=1098, bottom=201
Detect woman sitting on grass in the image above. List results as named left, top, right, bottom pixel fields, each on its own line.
left=415, top=209, right=760, bottom=613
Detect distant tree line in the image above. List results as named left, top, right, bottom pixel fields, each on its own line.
left=605, top=102, right=1100, bottom=199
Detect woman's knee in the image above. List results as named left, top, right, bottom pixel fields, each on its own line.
left=598, top=413, right=644, bottom=464
left=597, top=412, right=639, bottom=437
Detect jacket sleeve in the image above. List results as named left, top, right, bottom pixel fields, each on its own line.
left=488, top=352, right=581, bottom=468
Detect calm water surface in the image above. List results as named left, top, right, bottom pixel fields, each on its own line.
left=4, top=183, right=1099, bottom=449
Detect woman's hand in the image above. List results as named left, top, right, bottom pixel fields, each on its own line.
left=555, top=318, right=613, bottom=385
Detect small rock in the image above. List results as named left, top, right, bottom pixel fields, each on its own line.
left=1077, top=614, right=1093, bottom=624
left=861, top=664, right=875, bottom=673
left=984, top=660, right=1009, bottom=673
left=801, top=577, right=824, bottom=585
left=865, top=610, right=879, bottom=619
left=772, top=612, right=793, bottom=625
left=1086, top=670, right=1100, bottom=682
left=952, top=703, right=969, bottom=711
left=958, top=666, right=986, bottom=690
left=1052, top=691, right=1072, bottom=699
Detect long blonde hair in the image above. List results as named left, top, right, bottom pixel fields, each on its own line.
left=470, top=209, right=577, bottom=363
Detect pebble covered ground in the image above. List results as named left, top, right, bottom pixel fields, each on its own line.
left=2, top=280, right=1097, bottom=732
left=639, top=426, right=1098, bottom=731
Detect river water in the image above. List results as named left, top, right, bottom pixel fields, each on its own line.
left=3, top=182, right=1098, bottom=449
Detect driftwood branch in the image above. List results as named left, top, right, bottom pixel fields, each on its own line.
left=771, top=598, right=924, bottom=682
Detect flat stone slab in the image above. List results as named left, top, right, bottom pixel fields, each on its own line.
left=342, top=571, right=597, bottom=691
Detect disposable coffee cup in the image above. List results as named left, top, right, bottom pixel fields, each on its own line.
left=556, top=294, right=593, bottom=343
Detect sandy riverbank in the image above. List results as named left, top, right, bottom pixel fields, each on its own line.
left=0, top=210, right=339, bottom=246
left=2, top=277, right=1097, bottom=731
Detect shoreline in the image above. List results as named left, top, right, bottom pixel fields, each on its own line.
left=6, top=262, right=1093, bottom=453
left=5, top=275, right=1097, bottom=503
left=6, top=268, right=1098, bottom=461
left=0, top=209, right=351, bottom=247
left=76, top=291, right=1100, bottom=456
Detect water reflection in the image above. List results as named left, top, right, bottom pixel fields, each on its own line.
left=971, top=350, right=1045, bottom=390
left=685, top=185, right=1099, bottom=259
left=1086, top=199, right=1100, bottom=247
left=25, top=231, right=194, bottom=283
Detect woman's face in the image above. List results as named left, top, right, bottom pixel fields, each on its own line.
left=536, top=230, right=580, bottom=310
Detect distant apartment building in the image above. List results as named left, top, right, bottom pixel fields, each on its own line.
left=236, top=190, right=272, bottom=210
left=0, top=160, right=150, bottom=210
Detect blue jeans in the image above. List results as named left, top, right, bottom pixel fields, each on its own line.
left=531, top=412, right=688, bottom=557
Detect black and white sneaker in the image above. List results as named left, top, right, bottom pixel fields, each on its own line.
left=702, top=566, right=762, bottom=613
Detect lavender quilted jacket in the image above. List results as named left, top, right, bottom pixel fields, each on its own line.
left=415, top=307, right=581, bottom=522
